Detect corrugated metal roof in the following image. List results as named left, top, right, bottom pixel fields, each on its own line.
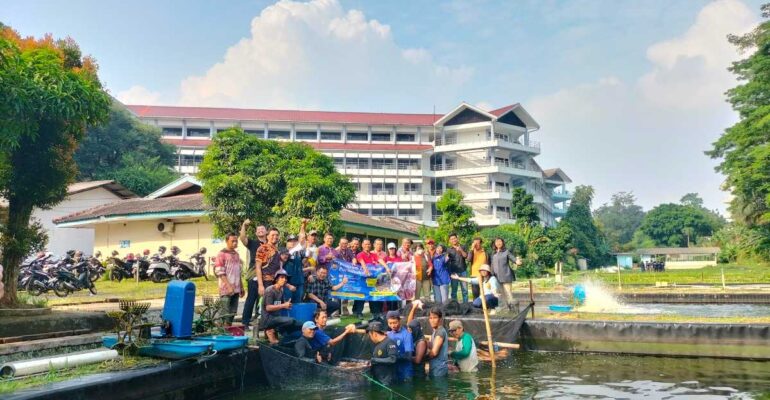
left=636, top=247, right=721, bottom=255
left=163, top=138, right=432, bottom=152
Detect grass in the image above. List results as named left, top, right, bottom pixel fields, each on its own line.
left=512, top=262, right=770, bottom=291
left=37, top=277, right=219, bottom=306
left=541, top=312, right=770, bottom=325
left=0, top=356, right=160, bottom=395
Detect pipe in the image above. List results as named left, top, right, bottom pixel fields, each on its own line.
left=0, top=349, right=119, bottom=378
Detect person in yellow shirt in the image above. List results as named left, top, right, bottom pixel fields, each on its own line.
left=465, top=237, right=490, bottom=299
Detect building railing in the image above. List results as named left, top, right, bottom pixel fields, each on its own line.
left=430, top=163, right=457, bottom=171
left=434, top=135, right=541, bottom=151
left=430, top=189, right=445, bottom=196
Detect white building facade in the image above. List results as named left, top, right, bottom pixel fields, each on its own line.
left=126, top=102, right=572, bottom=227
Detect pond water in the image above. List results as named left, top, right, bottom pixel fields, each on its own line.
left=237, top=352, right=770, bottom=399
left=631, top=303, right=770, bottom=317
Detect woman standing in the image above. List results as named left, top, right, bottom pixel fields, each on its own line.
left=431, top=245, right=450, bottom=304
left=490, top=237, right=517, bottom=311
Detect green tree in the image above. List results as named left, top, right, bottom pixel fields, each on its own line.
left=594, top=192, right=645, bottom=251
left=0, top=27, right=111, bottom=306
left=638, top=203, right=721, bottom=247
left=197, top=128, right=356, bottom=237
left=75, top=102, right=178, bottom=196
left=562, top=185, right=609, bottom=267
left=706, top=5, right=770, bottom=259
left=419, top=189, right=477, bottom=245
left=510, top=187, right=539, bottom=225
left=680, top=193, right=704, bottom=208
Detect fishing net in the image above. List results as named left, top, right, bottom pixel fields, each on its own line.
left=259, top=343, right=369, bottom=389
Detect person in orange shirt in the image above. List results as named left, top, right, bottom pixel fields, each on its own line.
left=413, top=243, right=431, bottom=301
left=466, top=237, right=490, bottom=299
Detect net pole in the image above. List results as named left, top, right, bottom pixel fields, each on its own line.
left=478, top=278, right=496, bottom=369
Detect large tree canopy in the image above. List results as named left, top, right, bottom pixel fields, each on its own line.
left=75, top=102, right=178, bottom=196
left=594, top=192, right=645, bottom=252
left=0, top=26, right=111, bottom=306
left=510, top=187, right=539, bottom=225
left=707, top=5, right=770, bottom=259
left=638, top=202, right=723, bottom=248
left=197, top=128, right=356, bottom=237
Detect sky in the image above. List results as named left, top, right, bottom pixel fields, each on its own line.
left=1, top=0, right=764, bottom=213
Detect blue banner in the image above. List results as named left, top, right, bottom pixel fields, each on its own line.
left=328, top=259, right=408, bottom=301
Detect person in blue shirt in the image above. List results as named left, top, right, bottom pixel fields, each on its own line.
left=310, top=309, right=355, bottom=363
left=282, top=235, right=306, bottom=303
left=385, top=310, right=414, bottom=382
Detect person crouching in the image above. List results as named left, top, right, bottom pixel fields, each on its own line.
left=260, top=269, right=300, bottom=344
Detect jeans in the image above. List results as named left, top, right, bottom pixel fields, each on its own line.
left=450, top=271, right=468, bottom=303
left=352, top=300, right=383, bottom=317
left=242, top=279, right=259, bottom=326
left=472, top=294, right=499, bottom=309
left=284, top=284, right=304, bottom=304
left=221, top=293, right=240, bottom=324
left=433, top=284, right=449, bottom=304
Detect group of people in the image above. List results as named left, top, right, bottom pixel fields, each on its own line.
left=640, top=260, right=666, bottom=272
left=211, top=218, right=518, bottom=377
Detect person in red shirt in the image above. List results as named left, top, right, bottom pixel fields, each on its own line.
left=385, top=242, right=402, bottom=263
left=352, top=239, right=381, bottom=320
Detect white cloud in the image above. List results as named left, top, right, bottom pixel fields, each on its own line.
left=116, top=85, right=162, bottom=105
left=529, top=0, right=758, bottom=213
left=177, top=0, right=472, bottom=111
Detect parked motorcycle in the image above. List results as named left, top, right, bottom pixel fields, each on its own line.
left=172, top=247, right=208, bottom=281
left=146, top=246, right=173, bottom=283
left=88, top=251, right=105, bottom=282
left=132, top=249, right=152, bottom=281
left=106, top=251, right=134, bottom=282
left=50, top=260, right=97, bottom=297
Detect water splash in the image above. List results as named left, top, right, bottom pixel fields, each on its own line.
left=574, top=280, right=662, bottom=314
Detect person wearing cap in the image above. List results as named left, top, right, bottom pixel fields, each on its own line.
left=260, top=269, right=301, bottom=344
left=305, top=230, right=319, bottom=267
left=282, top=233, right=306, bottom=304
left=366, top=321, right=398, bottom=385
left=385, top=310, right=414, bottom=381
left=384, top=242, right=402, bottom=263
left=295, top=321, right=322, bottom=362
left=451, top=264, right=500, bottom=311
left=214, top=233, right=244, bottom=325
left=448, top=320, right=478, bottom=372
left=309, top=309, right=356, bottom=363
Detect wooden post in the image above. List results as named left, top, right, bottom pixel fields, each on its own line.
left=529, top=279, right=535, bottom=319
left=617, top=266, right=622, bottom=290
left=721, top=267, right=726, bottom=291
left=478, top=278, right=496, bottom=369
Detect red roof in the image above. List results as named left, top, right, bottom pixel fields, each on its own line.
left=163, top=138, right=432, bottom=152
left=127, top=105, right=440, bottom=126
left=489, top=103, right=519, bottom=117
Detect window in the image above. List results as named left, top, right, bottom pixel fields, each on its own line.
left=296, top=131, right=317, bottom=140
left=371, top=132, right=391, bottom=141
left=397, top=159, right=420, bottom=170
left=179, top=154, right=204, bottom=167
left=268, top=130, right=290, bottom=139
left=347, top=132, right=368, bottom=141
left=353, top=182, right=361, bottom=191
left=398, top=209, right=420, bottom=217
left=321, top=131, right=342, bottom=141
left=396, top=133, right=415, bottom=142
left=244, top=129, right=263, bottom=136
left=372, top=209, right=395, bottom=216
left=353, top=208, right=370, bottom=215
left=371, top=183, right=395, bottom=195
left=371, top=158, right=395, bottom=169
left=332, top=157, right=344, bottom=168
left=347, top=158, right=369, bottom=169
left=162, top=127, right=182, bottom=137
left=186, top=128, right=210, bottom=138
left=403, top=183, right=421, bottom=194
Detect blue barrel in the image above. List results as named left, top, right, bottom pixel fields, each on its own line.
left=573, top=284, right=586, bottom=306
left=162, top=280, right=196, bottom=338
left=287, top=303, right=317, bottom=323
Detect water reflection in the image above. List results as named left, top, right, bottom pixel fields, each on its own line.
left=238, top=352, right=770, bottom=399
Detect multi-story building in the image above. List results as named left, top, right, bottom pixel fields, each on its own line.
left=125, top=102, right=572, bottom=227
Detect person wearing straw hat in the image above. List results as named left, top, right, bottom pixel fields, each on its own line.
left=451, top=264, right=500, bottom=311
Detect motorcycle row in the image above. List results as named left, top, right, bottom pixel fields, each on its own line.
left=18, top=246, right=208, bottom=298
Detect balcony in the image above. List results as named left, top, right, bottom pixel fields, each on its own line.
left=553, top=207, right=567, bottom=217
left=552, top=190, right=572, bottom=201
left=433, top=135, right=540, bottom=154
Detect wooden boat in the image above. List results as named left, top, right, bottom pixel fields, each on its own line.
left=258, top=344, right=369, bottom=389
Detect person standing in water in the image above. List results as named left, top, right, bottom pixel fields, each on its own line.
left=448, top=319, right=478, bottom=372
left=425, top=307, right=449, bottom=378
left=366, top=322, right=398, bottom=385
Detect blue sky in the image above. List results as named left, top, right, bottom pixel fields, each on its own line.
left=1, top=0, right=764, bottom=213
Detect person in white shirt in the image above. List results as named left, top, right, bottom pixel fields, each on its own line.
left=451, top=264, right=500, bottom=310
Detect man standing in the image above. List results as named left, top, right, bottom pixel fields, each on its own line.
left=350, top=237, right=361, bottom=254
left=306, top=266, right=347, bottom=316
left=283, top=233, right=306, bottom=304
left=397, top=238, right=413, bottom=262
left=317, top=233, right=339, bottom=270
left=336, top=237, right=355, bottom=263
left=447, top=233, right=469, bottom=303
left=366, top=322, right=398, bottom=386
left=239, top=220, right=267, bottom=328
left=352, top=238, right=378, bottom=319
left=385, top=311, right=414, bottom=382
left=214, top=233, right=244, bottom=325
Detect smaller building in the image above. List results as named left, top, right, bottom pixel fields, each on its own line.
left=54, top=176, right=419, bottom=262
left=637, top=247, right=720, bottom=270
left=613, top=253, right=633, bottom=269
